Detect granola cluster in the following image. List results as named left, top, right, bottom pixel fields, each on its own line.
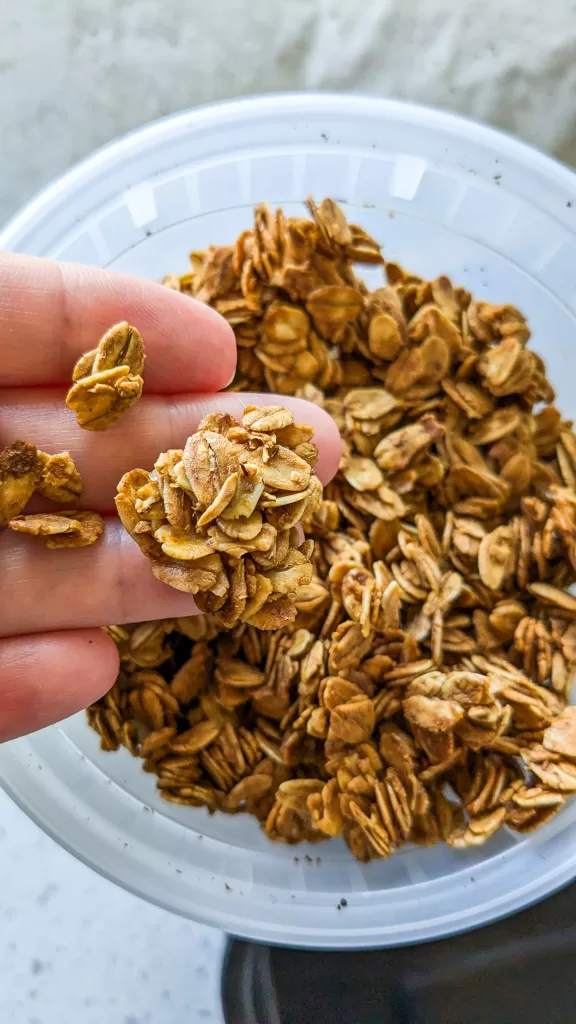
left=66, top=321, right=145, bottom=431
left=1, top=320, right=145, bottom=547
left=88, top=199, right=576, bottom=860
left=0, top=442, right=81, bottom=523
left=115, top=406, right=322, bottom=629
left=0, top=440, right=104, bottom=547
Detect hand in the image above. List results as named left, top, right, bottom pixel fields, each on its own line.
left=0, top=253, right=341, bottom=741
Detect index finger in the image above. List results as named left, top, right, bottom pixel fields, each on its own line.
left=0, top=252, right=236, bottom=392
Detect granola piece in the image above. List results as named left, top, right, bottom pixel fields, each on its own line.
left=9, top=510, right=104, bottom=547
left=348, top=799, right=393, bottom=857
left=374, top=416, right=444, bottom=472
left=374, top=769, right=417, bottom=844
left=543, top=706, right=576, bottom=760
left=307, top=196, right=353, bottom=249
left=447, top=807, right=506, bottom=848
left=527, top=582, right=576, bottom=613
left=225, top=774, right=273, bottom=812
left=170, top=720, right=222, bottom=754
left=402, top=694, right=464, bottom=733
left=0, top=444, right=83, bottom=524
left=340, top=452, right=384, bottom=492
left=0, top=441, right=42, bottom=525
left=489, top=599, right=527, bottom=640
left=66, top=322, right=145, bottom=430
left=526, top=759, right=576, bottom=792
left=379, top=723, right=418, bottom=775
left=442, top=380, right=494, bottom=419
left=47, top=511, right=104, bottom=549
left=116, top=406, right=321, bottom=629
left=306, top=285, right=364, bottom=338
left=308, top=778, right=345, bottom=836
left=8, top=512, right=81, bottom=536
left=329, top=694, right=375, bottom=745
left=36, top=451, right=83, bottom=503
left=115, top=468, right=164, bottom=559
left=501, top=779, right=564, bottom=833
left=477, top=525, right=516, bottom=590
left=276, top=778, right=324, bottom=812
left=152, top=553, right=228, bottom=596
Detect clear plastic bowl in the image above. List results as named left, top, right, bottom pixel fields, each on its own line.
left=2, top=94, right=576, bottom=949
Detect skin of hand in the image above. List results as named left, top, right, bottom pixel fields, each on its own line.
left=0, top=253, right=341, bottom=742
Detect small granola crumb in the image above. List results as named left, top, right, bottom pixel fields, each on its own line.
left=0, top=440, right=43, bottom=525
left=37, top=451, right=83, bottom=503
left=9, top=510, right=104, bottom=548
left=66, top=322, right=145, bottom=431
left=115, top=405, right=322, bottom=629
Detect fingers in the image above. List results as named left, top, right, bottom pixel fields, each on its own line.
left=0, top=387, right=341, bottom=637
left=0, top=390, right=342, bottom=510
left=0, top=629, right=119, bottom=741
left=0, top=252, right=236, bottom=392
left=0, top=519, right=200, bottom=639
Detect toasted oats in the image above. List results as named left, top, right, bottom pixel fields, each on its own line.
left=43, top=511, right=105, bottom=549
left=36, top=451, right=84, bottom=503
left=116, top=406, right=319, bottom=629
left=66, top=322, right=145, bottom=430
left=8, top=512, right=82, bottom=537
left=85, top=198, right=576, bottom=860
left=2, top=443, right=98, bottom=546
left=543, top=706, right=576, bottom=758
left=0, top=441, right=43, bottom=525
left=447, top=807, right=506, bottom=848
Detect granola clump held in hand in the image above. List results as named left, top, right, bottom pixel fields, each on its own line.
left=115, top=405, right=322, bottom=629
left=66, top=321, right=145, bottom=430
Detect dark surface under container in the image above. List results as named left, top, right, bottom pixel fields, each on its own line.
left=222, top=880, right=576, bottom=1023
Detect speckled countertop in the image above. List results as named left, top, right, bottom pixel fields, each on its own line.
left=0, top=788, right=225, bottom=1024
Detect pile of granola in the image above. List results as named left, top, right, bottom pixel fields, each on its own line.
left=88, top=199, right=576, bottom=859
left=115, top=406, right=322, bottom=629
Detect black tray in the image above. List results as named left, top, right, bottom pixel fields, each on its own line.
left=222, top=881, right=576, bottom=1023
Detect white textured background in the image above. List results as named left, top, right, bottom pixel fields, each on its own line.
left=2, top=0, right=576, bottom=226
left=0, top=790, right=226, bottom=1024
left=2, top=1, right=576, bottom=1020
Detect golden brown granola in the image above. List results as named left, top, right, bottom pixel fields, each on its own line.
left=1, top=442, right=102, bottom=547
left=9, top=510, right=104, bottom=548
left=115, top=406, right=322, bottom=629
left=0, top=441, right=43, bottom=525
left=0, top=442, right=84, bottom=525
left=66, top=322, right=145, bottom=430
left=36, top=451, right=83, bottom=503
left=88, top=198, right=576, bottom=860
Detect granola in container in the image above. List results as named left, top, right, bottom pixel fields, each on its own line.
left=88, top=198, right=576, bottom=861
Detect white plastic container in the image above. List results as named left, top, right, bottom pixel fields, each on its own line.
left=2, top=94, right=576, bottom=949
